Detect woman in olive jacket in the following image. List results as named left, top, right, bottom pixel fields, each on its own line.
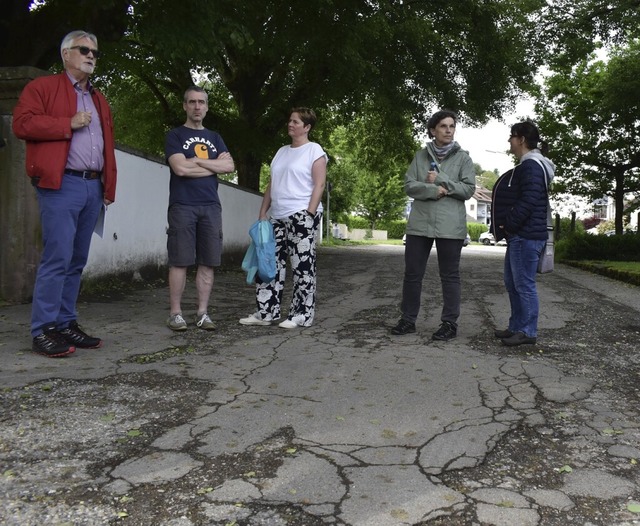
left=391, top=110, right=476, bottom=341
left=491, top=121, right=555, bottom=346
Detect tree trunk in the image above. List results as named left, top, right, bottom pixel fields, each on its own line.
left=235, top=150, right=263, bottom=192
left=614, top=170, right=626, bottom=235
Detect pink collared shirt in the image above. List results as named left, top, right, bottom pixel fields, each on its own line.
left=65, top=72, right=104, bottom=172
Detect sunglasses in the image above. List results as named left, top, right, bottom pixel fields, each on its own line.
left=69, top=46, right=102, bottom=59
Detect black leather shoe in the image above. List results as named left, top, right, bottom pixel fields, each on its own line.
left=494, top=328, right=514, bottom=339
left=432, top=321, right=457, bottom=341
left=501, top=331, right=536, bottom=346
left=391, top=319, right=416, bottom=335
left=59, top=321, right=102, bottom=349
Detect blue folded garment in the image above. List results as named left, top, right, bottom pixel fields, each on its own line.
left=241, top=220, right=276, bottom=284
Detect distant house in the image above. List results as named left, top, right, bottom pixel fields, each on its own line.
left=466, top=186, right=492, bottom=225
left=406, top=185, right=495, bottom=226
left=591, top=195, right=639, bottom=230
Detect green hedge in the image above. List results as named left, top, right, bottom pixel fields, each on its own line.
left=342, top=217, right=406, bottom=239
left=344, top=217, right=371, bottom=230
left=339, top=217, right=490, bottom=241
left=467, top=223, right=489, bottom=241
left=377, top=220, right=406, bottom=239
left=556, top=232, right=640, bottom=262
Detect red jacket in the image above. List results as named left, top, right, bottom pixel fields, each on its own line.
left=12, top=72, right=117, bottom=202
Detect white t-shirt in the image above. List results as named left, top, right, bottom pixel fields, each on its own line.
left=269, top=142, right=328, bottom=219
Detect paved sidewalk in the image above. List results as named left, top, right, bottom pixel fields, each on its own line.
left=2, top=244, right=640, bottom=526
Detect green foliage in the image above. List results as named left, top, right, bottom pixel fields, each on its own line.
left=541, top=0, right=640, bottom=70
left=102, top=76, right=176, bottom=157
left=355, top=171, right=407, bottom=228
left=557, top=216, right=585, bottom=239
left=467, top=223, right=489, bottom=241
left=0, top=0, right=130, bottom=69
left=345, top=217, right=371, bottom=230
left=377, top=220, right=407, bottom=239
left=537, top=41, right=640, bottom=235
left=556, top=232, right=640, bottom=262
left=325, top=157, right=361, bottom=222
left=477, top=170, right=499, bottom=190
left=91, top=0, right=547, bottom=190
left=325, top=105, right=417, bottom=225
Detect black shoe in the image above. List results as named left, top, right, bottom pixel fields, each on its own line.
left=501, top=331, right=536, bottom=346
left=59, top=321, right=102, bottom=349
left=391, top=319, right=416, bottom=335
left=32, top=328, right=75, bottom=357
left=432, top=321, right=457, bottom=341
left=494, top=328, right=514, bottom=339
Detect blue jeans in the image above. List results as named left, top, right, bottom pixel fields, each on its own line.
left=400, top=235, right=464, bottom=325
left=504, top=236, right=546, bottom=338
left=31, top=175, right=103, bottom=336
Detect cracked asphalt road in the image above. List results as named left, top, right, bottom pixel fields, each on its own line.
left=2, top=244, right=640, bottom=525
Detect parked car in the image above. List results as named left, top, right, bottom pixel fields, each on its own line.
left=479, top=231, right=494, bottom=245
left=479, top=232, right=507, bottom=246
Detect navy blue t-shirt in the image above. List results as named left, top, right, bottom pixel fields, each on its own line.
left=165, top=125, right=228, bottom=206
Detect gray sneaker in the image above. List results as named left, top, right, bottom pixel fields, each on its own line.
left=166, top=313, right=188, bottom=331
left=194, top=312, right=215, bottom=330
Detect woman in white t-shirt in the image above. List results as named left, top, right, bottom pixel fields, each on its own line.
left=239, top=108, right=328, bottom=328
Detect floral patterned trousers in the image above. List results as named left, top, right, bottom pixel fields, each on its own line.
left=254, top=210, right=321, bottom=326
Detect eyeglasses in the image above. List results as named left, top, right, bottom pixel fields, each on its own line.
left=69, top=46, right=102, bottom=59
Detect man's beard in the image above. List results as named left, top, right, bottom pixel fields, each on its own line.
left=80, top=63, right=95, bottom=75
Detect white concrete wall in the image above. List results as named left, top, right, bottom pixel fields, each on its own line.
left=348, top=228, right=388, bottom=241
left=84, top=148, right=262, bottom=277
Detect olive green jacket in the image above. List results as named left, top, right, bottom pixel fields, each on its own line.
left=405, top=142, right=476, bottom=239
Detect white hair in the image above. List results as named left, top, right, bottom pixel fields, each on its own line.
left=60, top=30, right=98, bottom=61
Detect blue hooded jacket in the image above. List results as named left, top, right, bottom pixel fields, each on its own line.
left=491, top=151, right=556, bottom=242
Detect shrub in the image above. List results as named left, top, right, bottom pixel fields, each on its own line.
left=556, top=216, right=585, bottom=239
left=342, top=217, right=408, bottom=238
left=378, top=220, right=406, bottom=239
left=556, top=232, right=640, bottom=262
left=467, top=223, right=489, bottom=241
left=345, top=216, right=371, bottom=230
left=581, top=216, right=601, bottom=231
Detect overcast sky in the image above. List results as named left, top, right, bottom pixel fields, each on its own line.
left=455, top=99, right=536, bottom=175
left=453, top=99, right=598, bottom=218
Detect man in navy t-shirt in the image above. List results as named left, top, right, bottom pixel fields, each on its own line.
left=164, top=86, right=235, bottom=331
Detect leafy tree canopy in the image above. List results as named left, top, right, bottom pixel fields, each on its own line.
left=477, top=170, right=499, bottom=190
left=0, top=0, right=130, bottom=68
left=4, top=0, right=556, bottom=193
left=6, top=0, right=640, bottom=200
left=325, top=104, right=419, bottom=226
left=539, top=0, right=640, bottom=70
left=536, top=41, right=640, bottom=234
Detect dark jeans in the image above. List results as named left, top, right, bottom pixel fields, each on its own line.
left=400, top=235, right=464, bottom=326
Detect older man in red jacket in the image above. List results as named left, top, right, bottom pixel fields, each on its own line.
left=13, top=30, right=117, bottom=358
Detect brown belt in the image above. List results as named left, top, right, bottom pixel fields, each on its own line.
left=65, top=169, right=102, bottom=180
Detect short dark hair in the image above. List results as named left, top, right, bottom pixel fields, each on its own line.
left=510, top=120, right=549, bottom=156
left=184, top=86, right=208, bottom=103
left=427, top=110, right=457, bottom=138
left=290, top=107, right=317, bottom=130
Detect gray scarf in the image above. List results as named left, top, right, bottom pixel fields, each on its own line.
left=432, top=141, right=456, bottom=161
